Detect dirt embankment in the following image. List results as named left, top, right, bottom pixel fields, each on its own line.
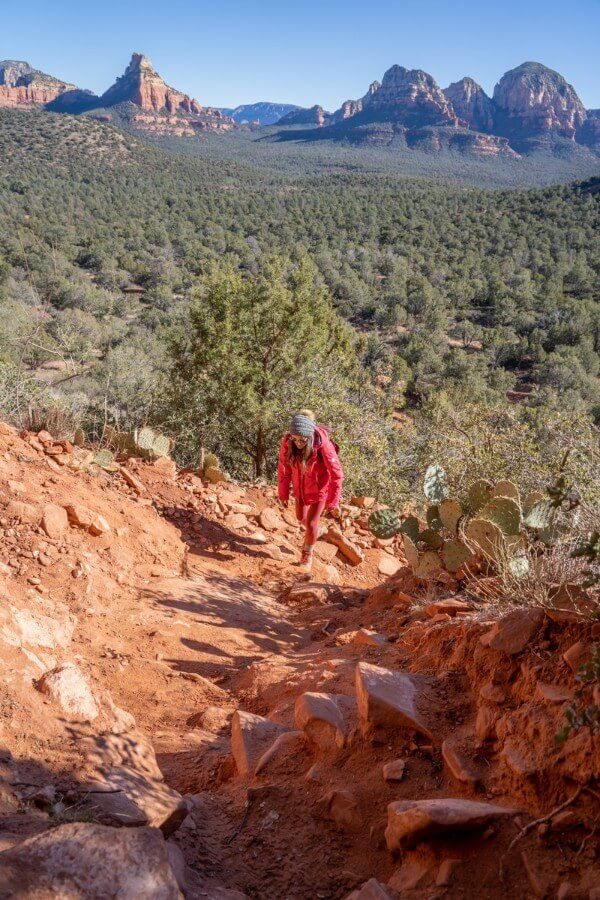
left=0, top=421, right=597, bottom=899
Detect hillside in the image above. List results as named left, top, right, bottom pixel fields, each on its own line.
left=0, top=419, right=597, bottom=896
left=0, top=109, right=599, bottom=482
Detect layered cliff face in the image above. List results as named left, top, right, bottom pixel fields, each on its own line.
left=578, top=110, right=600, bottom=150
left=492, top=61, right=587, bottom=140
left=98, top=53, right=234, bottom=134
left=0, top=59, right=76, bottom=108
left=443, top=77, right=495, bottom=132
left=360, top=65, right=458, bottom=127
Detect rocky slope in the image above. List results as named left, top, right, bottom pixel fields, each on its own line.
left=0, top=420, right=597, bottom=898
left=444, top=77, right=495, bottom=133
left=277, top=61, right=599, bottom=159
left=0, top=60, right=75, bottom=109
left=93, top=54, right=234, bottom=136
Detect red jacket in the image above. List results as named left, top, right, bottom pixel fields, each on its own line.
left=277, top=425, right=343, bottom=510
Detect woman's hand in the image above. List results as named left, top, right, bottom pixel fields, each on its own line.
left=329, top=506, right=341, bottom=519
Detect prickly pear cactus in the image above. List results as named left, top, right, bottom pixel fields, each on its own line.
left=93, top=449, right=116, bottom=470
left=479, top=496, right=521, bottom=536
left=368, top=508, right=401, bottom=540
left=421, top=529, right=443, bottom=551
left=135, top=426, right=155, bottom=452
left=492, top=479, right=519, bottom=500
left=400, top=515, right=420, bottom=543
left=415, top=550, right=441, bottom=579
left=424, top=465, right=448, bottom=504
left=441, top=540, right=472, bottom=573
left=523, top=498, right=554, bottom=530
left=152, top=434, right=171, bottom=458
left=465, top=517, right=504, bottom=559
left=426, top=505, right=443, bottom=532
left=439, top=499, right=462, bottom=534
left=468, top=479, right=493, bottom=512
left=402, top=535, right=420, bottom=570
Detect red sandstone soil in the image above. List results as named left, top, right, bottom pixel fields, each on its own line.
left=0, top=424, right=598, bottom=898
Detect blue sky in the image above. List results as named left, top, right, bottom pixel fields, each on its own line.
left=2, top=0, right=599, bottom=109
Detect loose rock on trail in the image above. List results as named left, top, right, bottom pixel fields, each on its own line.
left=0, top=421, right=598, bottom=898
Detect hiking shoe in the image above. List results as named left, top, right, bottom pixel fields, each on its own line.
left=297, top=547, right=314, bottom=574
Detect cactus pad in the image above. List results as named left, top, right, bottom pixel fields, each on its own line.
left=492, top=480, right=519, bottom=500
left=439, top=499, right=462, bottom=534
left=152, top=434, right=171, bottom=458
left=426, top=505, right=443, bottom=532
left=93, top=449, right=116, bottom=470
left=465, top=517, right=504, bottom=559
left=468, top=479, right=493, bottom=512
left=523, top=498, right=554, bottom=530
left=479, top=496, right=521, bottom=535
left=421, top=529, right=443, bottom=550
left=402, top=535, right=420, bottom=570
left=441, top=540, right=472, bottom=573
left=424, top=465, right=448, bottom=503
left=369, top=508, right=402, bottom=540
left=415, top=550, right=441, bottom=579
left=399, top=515, right=420, bottom=543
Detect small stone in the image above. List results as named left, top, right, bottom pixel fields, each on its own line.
left=259, top=507, right=285, bottom=531
left=485, top=608, right=545, bottom=655
left=65, top=504, right=110, bottom=536
left=350, top=497, right=376, bottom=509
left=382, top=759, right=406, bottom=782
left=502, top=741, right=537, bottom=778
left=388, top=860, right=432, bottom=891
left=563, top=641, right=591, bottom=673
left=318, top=787, right=362, bottom=832
left=425, top=599, right=471, bottom=617
left=355, top=661, right=433, bottom=740
left=294, top=692, right=356, bottom=751
left=41, top=503, right=69, bottom=538
left=475, top=706, right=497, bottom=742
left=231, top=710, right=287, bottom=776
left=479, top=682, right=506, bottom=704
left=535, top=683, right=574, bottom=703
left=441, top=740, right=478, bottom=785
left=323, top=526, right=364, bottom=566
left=436, top=859, right=461, bottom=887
left=37, top=664, right=99, bottom=721
left=352, top=629, right=388, bottom=649
left=118, top=467, right=146, bottom=495
left=385, top=798, right=518, bottom=850
left=224, top=513, right=249, bottom=530
left=378, top=555, right=401, bottom=577
left=313, top=540, right=339, bottom=562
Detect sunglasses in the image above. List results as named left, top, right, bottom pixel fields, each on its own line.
left=291, top=435, right=308, bottom=446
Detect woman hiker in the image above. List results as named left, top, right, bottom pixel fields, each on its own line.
left=277, top=410, right=344, bottom=574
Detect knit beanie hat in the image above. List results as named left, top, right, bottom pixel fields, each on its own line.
left=290, top=413, right=316, bottom=438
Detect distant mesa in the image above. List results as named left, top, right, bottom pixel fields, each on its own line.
left=0, top=59, right=76, bottom=108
